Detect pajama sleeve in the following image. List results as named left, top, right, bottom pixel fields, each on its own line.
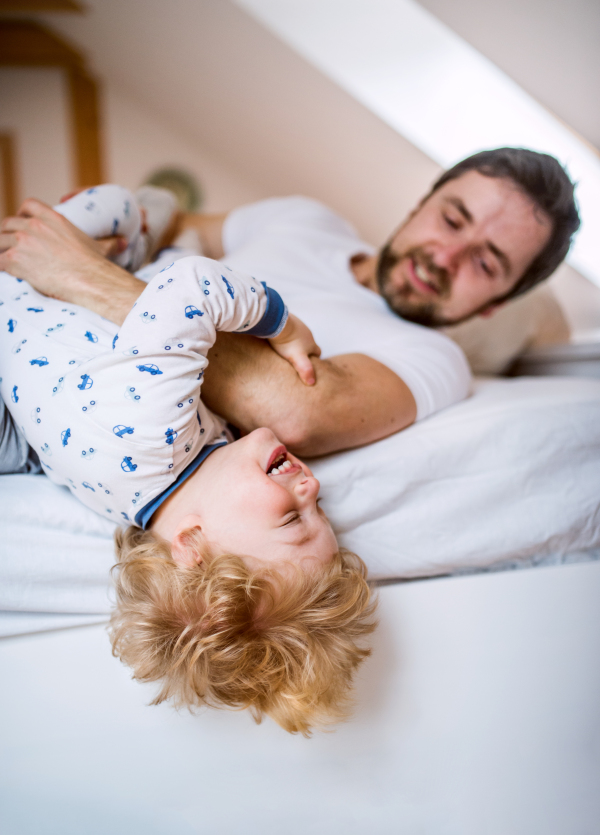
left=74, top=255, right=288, bottom=453
left=116, top=255, right=287, bottom=355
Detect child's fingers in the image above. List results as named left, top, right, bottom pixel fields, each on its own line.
left=288, top=351, right=316, bottom=386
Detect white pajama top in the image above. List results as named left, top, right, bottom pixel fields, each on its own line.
left=0, top=258, right=287, bottom=526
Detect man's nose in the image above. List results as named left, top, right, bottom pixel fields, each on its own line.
left=432, top=241, right=467, bottom=274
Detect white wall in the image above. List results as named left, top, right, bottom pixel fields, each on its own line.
left=0, top=66, right=265, bottom=213
left=0, top=68, right=72, bottom=207
left=41, top=0, right=442, bottom=245
left=103, top=84, right=265, bottom=213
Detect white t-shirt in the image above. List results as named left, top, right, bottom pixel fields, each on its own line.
left=222, top=196, right=471, bottom=420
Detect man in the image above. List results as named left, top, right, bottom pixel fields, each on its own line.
left=0, top=148, right=579, bottom=460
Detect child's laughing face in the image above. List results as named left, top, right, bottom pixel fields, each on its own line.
left=152, top=428, right=338, bottom=571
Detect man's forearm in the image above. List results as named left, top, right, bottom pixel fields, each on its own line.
left=203, top=334, right=416, bottom=457
left=66, top=261, right=146, bottom=325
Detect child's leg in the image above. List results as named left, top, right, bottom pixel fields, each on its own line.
left=54, top=185, right=180, bottom=274
left=54, top=185, right=145, bottom=271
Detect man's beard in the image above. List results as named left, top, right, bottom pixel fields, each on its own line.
left=376, top=244, right=453, bottom=327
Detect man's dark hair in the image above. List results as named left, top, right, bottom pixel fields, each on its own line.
left=429, top=147, right=580, bottom=301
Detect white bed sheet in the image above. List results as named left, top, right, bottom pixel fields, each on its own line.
left=1, top=375, right=599, bottom=632
left=2, top=562, right=600, bottom=835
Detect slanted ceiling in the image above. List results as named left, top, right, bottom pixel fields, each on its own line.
left=417, top=0, right=600, bottom=151
left=34, top=0, right=599, bottom=250
left=36, top=0, right=440, bottom=244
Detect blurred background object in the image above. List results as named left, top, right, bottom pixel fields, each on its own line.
left=144, top=166, right=202, bottom=212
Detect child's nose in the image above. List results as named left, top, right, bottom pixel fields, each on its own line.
left=294, top=475, right=320, bottom=501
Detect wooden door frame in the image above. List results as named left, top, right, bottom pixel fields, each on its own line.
left=0, top=19, right=104, bottom=188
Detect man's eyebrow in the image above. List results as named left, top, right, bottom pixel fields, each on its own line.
left=446, top=196, right=473, bottom=223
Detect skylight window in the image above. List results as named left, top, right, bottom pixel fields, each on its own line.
left=235, top=0, right=600, bottom=287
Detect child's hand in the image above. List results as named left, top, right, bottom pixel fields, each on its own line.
left=269, top=313, right=321, bottom=385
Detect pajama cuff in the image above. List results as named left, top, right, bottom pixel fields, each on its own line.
left=245, top=283, right=289, bottom=338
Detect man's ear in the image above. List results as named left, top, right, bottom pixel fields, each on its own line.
left=171, top=517, right=205, bottom=568
left=478, top=301, right=506, bottom=319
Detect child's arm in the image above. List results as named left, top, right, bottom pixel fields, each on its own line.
left=115, top=256, right=318, bottom=388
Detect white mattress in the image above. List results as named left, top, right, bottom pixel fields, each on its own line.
left=2, top=561, right=599, bottom=834
left=1, top=375, right=599, bottom=636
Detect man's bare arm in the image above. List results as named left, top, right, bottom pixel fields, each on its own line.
left=0, top=198, right=227, bottom=321
left=0, top=198, right=146, bottom=323
left=203, top=334, right=416, bottom=457
left=0, top=199, right=416, bottom=455
left=180, top=212, right=227, bottom=260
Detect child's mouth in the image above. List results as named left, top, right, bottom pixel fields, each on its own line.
left=267, top=447, right=296, bottom=476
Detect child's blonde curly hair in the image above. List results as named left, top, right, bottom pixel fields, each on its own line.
left=109, top=526, right=377, bottom=736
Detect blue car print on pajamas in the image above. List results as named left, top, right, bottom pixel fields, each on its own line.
left=113, top=424, right=134, bottom=438
left=27, top=307, right=44, bottom=313
left=77, top=374, right=93, bottom=390
left=11, top=386, right=18, bottom=403
left=7, top=319, right=16, bottom=333
left=165, top=427, right=178, bottom=445
left=136, top=363, right=163, bottom=375
left=185, top=305, right=204, bottom=319
left=82, top=482, right=96, bottom=491
left=121, top=456, right=138, bottom=472
left=61, top=428, right=71, bottom=447
left=221, top=275, right=235, bottom=299
left=30, top=357, right=49, bottom=367
left=125, top=386, right=141, bottom=401
left=85, top=331, right=99, bottom=343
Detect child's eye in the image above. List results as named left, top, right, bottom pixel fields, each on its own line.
left=283, top=513, right=301, bottom=526
left=480, top=260, right=493, bottom=277
left=443, top=214, right=460, bottom=229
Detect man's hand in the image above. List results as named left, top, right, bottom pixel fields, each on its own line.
left=268, top=313, right=321, bottom=386
left=1, top=197, right=126, bottom=279
left=0, top=198, right=145, bottom=324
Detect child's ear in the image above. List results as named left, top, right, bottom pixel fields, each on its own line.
left=171, top=518, right=205, bottom=568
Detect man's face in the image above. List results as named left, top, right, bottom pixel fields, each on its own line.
left=377, top=170, right=553, bottom=326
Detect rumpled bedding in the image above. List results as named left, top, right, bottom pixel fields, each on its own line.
left=1, top=375, right=599, bottom=636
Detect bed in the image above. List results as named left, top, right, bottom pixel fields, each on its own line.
left=1, top=371, right=599, bottom=635
left=1, top=368, right=599, bottom=832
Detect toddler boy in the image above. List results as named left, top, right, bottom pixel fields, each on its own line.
left=0, top=185, right=376, bottom=734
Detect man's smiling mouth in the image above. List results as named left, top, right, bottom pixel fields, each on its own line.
left=410, top=258, right=440, bottom=295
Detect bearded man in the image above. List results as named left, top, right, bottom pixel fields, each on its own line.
left=0, top=147, right=579, bottom=467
